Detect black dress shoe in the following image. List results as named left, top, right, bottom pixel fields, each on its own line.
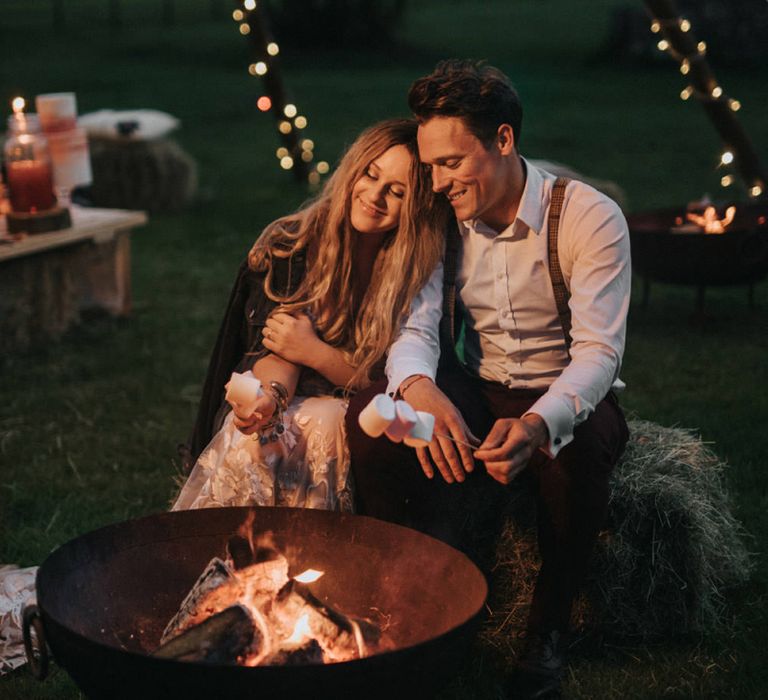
left=507, top=630, right=566, bottom=699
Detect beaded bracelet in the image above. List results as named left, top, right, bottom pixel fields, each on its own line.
left=256, top=381, right=290, bottom=445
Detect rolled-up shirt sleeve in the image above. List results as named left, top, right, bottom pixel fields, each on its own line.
left=385, top=262, right=444, bottom=395
left=526, top=194, right=631, bottom=457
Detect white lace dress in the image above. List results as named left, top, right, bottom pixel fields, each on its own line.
left=172, top=394, right=353, bottom=512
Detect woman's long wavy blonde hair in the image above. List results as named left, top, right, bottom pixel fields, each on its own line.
left=248, top=118, right=451, bottom=389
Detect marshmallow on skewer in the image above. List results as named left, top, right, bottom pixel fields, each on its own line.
left=225, top=371, right=264, bottom=414
left=357, top=393, right=396, bottom=438
left=384, top=400, right=418, bottom=443
left=403, top=411, right=436, bottom=448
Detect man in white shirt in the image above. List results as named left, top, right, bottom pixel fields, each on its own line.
left=346, top=60, right=630, bottom=698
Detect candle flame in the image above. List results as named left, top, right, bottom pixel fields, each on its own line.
left=294, top=568, right=324, bottom=584
left=286, top=613, right=312, bottom=644
left=12, top=97, right=25, bottom=114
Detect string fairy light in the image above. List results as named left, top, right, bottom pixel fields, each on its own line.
left=233, top=1, right=326, bottom=184
left=646, top=1, right=766, bottom=198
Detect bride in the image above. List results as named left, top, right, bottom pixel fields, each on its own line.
left=172, top=118, right=450, bottom=512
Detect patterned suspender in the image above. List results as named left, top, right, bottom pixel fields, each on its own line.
left=442, top=176, right=572, bottom=353
left=548, top=177, right=572, bottom=351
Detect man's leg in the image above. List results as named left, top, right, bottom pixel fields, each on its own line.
left=345, top=371, right=507, bottom=569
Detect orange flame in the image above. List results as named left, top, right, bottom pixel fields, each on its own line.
left=686, top=205, right=736, bottom=234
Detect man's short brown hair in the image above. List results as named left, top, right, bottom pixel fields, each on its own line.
left=407, top=59, right=523, bottom=148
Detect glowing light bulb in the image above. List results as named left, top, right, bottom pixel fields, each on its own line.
left=280, top=156, right=294, bottom=170
left=283, top=104, right=297, bottom=118
left=680, top=60, right=690, bottom=75
left=294, top=116, right=307, bottom=129
left=279, top=120, right=292, bottom=134
left=11, top=96, right=25, bottom=113
left=711, top=86, right=723, bottom=98
left=239, top=22, right=251, bottom=35
left=252, top=61, right=268, bottom=76
left=680, top=87, right=693, bottom=100
left=257, top=96, right=272, bottom=111
left=720, top=151, right=734, bottom=165
left=729, top=99, right=741, bottom=112
left=697, top=41, right=707, bottom=53
left=680, top=19, right=691, bottom=32
left=751, top=184, right=764, bottom=197
left=657, top=39, right=669, bottom=51
left=244, top=0, right=257, bottom=9
left=267, top=42, right=279, bottom=56
left=301, top=151, right=313, bottom=162
left=720, top=175, right=733, bottom=187
left=308, top=171, right=321, bottom=185
left=650, top=20, right=661, bottom=33
left=316, top=161, right=329, bottom=174
left=301, top=139, right=314, bottom=150
left=232, top=9, right=243, bottom=21
left=276, top=147, right=289, bottom=158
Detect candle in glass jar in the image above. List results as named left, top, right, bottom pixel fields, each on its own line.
left=6, top=159, right=56, bottom=213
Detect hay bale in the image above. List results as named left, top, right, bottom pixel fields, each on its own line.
left=487, top=419, right=752, bottom=644
left=88, top=137, right=198, bottom=212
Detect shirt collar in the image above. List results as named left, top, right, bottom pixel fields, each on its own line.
left=461, top=157, right=547, bottom=238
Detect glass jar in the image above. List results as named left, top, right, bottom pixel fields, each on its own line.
left=3, top=113, right=57, bottom=213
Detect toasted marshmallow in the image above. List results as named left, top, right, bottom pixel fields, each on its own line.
left=225, top=371, right=264, bottom=414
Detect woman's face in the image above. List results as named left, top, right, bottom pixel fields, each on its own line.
left=349, top=144, right=411, bottom=236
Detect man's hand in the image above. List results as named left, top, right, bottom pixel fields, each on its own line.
left=473, top=413, right=549, bottom=485
left=401, top=377, right=480, bottom=483
left=262, top=311, right=320, bottom=366
left=231, top=393, right=277, bottom=435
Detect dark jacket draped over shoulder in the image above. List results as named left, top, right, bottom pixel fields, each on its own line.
left=183, top=250, right=306, bottom=469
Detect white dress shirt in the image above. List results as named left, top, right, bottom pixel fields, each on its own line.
left=386, top=159, right=631, bottom=457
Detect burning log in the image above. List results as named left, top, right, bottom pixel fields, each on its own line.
left=153, top=605, right=258, bottom=664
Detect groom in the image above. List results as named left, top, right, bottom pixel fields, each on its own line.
left=346, top=59, right=630, bottom=699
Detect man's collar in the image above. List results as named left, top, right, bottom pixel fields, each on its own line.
left=461, top=157, right=546, bottom=238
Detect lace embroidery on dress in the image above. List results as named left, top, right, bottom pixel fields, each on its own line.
left=173, top=395, right=352, bottom=512
left=0, top=565, right=38, bottom=675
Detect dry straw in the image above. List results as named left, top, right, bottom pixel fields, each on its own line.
left=485, top=419, right=753, bottom=647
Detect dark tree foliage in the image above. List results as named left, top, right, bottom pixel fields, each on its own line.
left=601, top=0, right=768, bottom=66
left=266, top=0, right=407, bottom=49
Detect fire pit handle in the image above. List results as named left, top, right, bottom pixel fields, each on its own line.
left=22, top=604, right=50, bottom=680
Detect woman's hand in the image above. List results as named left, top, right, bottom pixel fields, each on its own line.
left=262, top=311, right=321, bottom=366
left=231, top=393, right=277, bottom=435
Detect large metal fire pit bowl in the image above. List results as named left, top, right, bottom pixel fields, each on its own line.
left=31, top=507, right=488, bottom=700
left=627, top=202, right=768, bottom=307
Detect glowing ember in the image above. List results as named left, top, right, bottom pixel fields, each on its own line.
left=686, top=205, right=736, bottom=234
left=294, top=569, right=324, bottom=584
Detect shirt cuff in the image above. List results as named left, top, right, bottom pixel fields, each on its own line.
left=386, top=361, right=437, bottom=397
left=524, top=392, right=575, bottom=458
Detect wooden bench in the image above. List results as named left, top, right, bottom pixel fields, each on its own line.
left=0, top=207, right=147, bottom=352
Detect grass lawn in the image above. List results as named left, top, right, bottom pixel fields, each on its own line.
left=1, top=1, right=767, bottom=697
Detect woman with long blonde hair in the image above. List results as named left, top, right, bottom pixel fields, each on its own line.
left=173, top=119, right=451, bottom=511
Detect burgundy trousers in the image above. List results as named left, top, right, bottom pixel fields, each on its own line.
left=345, top=368, right=629, bottom=633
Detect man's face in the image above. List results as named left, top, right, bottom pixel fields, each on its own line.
left=417, top=116, right=512, bottom=229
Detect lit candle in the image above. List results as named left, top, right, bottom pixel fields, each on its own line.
left=4, top=97, right=57, bottom=213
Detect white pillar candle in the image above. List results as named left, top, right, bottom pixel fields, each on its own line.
left=46, top=128, right=92, bottom=189
left=404, top=411, right=435, bottom=448
left=357, top=393, right=396, bottom=438
left=225, top=371, right=264, bottom=414
left=36, top=92, right=78, bottom=133
left=384, top=400, right=418, bottom=443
